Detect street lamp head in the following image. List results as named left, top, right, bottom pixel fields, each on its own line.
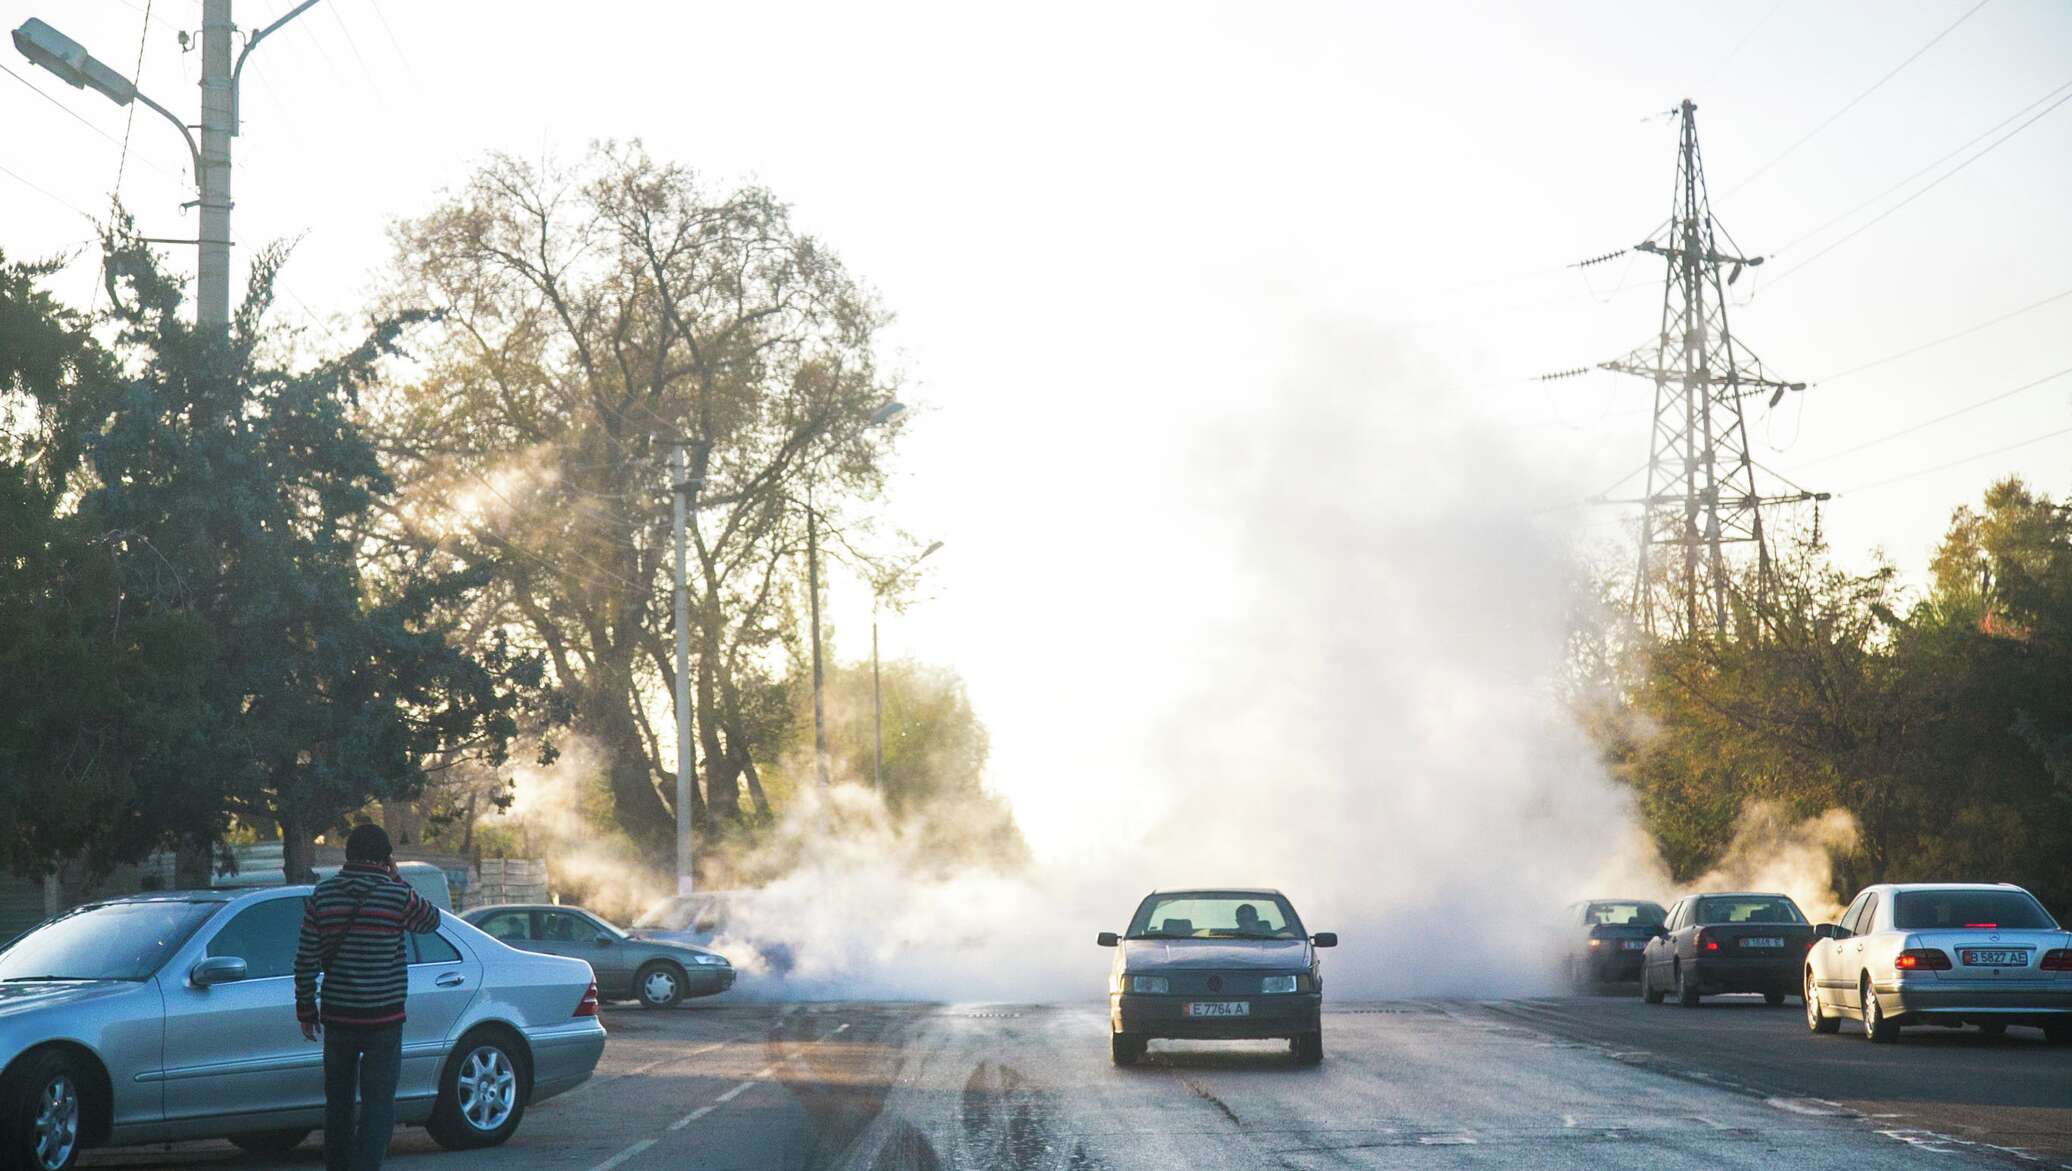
left=13, top=18, right=134, bottom=105
left=867, top=400, right=906, bottom=426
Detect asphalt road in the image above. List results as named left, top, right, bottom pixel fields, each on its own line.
left=79, top=993, right=2070, bottom=1170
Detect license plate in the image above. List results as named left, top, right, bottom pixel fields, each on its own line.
left=1743, top=937, right=1783, bottom=949
left=1961, top=949, right=2029, bottom=967
left=1183, top=1001, right=1250, bottom=1018
left=1620, top=940, right=1646, bottom=951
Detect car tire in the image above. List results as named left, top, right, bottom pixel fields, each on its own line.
left=1675, top=965, right=1700, bottom=1007
left=1641, top=966, right=1664, bottom=1005
left=2044, top=1022, right=2071, bottom=1044
left=1763, top=989, right=1786, bottom=1007
left=1109, top=1033, right=1143, bottom=1067
left=1976, top=1022, right=2006, bottom=1038
left=1, top=1048, right=88, bottom=1171
left=1293, top=1031, right=1324, bottom=1066
left=428, top=1028, right=530, bottom=1150
left=228, top=1129, right=310, bottom=1157
left=1805, top=970, right=1839, bottom=1034
left=1862, top=978, right=1899, bottom=1044
left=636, top=961, right=688, bottom=1009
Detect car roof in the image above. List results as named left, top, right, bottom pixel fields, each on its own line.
left=1876, top=882, right=2032, bottom=893
left=1146, top=887, right=1286, bottom=897
left=1686, top=891, right=1793, bottom=899
left=1584, top=897, right=1665, bottom=905
left=462, top=903, right=587, bottom=914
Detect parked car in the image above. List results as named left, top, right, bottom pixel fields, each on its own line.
left=1098, top=887, right=1336, bottom=1066
left=211, top=860, right=455, bottom=910
left=1804, top=883, right=2072, bottom=1043
left=1560, top=899, right=1667, bottom=988
left=630, top=890, right=795, bottom=974
left=0, top=888, right=604, bottom=1171
left=463, top=904, right=734, bottom=1008
left=1641, top=891, right=1813, bottom=1007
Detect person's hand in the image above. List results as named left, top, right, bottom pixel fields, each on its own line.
left=300, top=1019, right=321, bottom=1042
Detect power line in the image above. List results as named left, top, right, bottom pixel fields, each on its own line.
left=1841, top=422, right=2072, bottom=495
left=0, top=158, right=95, bottom=221
left=1765, top=87, right=2072, bottom=287
left=1800, top=364, right=2072, bottom=468
left=1814, top=284, right=2072, bottom=384
left=1725, top=0, right=1993, bottom=196
left=2, top=61, right=185, bottom=187
left=96, top=0, right=156, bottom=315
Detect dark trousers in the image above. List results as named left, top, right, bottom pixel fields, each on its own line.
left=322, top=1022, right=403, bottom=1171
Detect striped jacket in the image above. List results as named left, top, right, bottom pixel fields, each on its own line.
left=293, top=862, right=441, bottom=1026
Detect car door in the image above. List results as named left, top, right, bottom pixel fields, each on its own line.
left=1816, top=891, right=1867, bottom=1000
left=397, top=926, right=482, bottom=1103
left=160, top=894, right=325, bottom=1127
left=1650, top=900, right=1684, bottom=982
left=532, top=910, right=630, bottom=997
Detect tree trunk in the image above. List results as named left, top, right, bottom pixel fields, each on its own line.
left=696, top=615, right=742, bottom=822
left=278, top=810, right=319, bottom=885
left=586, top=688, right=675, bottom=860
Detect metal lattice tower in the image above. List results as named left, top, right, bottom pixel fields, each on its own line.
left=1602, top=100, right=1826, bottom=639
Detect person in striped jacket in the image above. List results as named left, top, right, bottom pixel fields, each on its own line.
left=293, top=824, right=442, bottom=1171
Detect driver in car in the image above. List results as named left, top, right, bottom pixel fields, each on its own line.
left=1235, top=904, right=1266, bottom=935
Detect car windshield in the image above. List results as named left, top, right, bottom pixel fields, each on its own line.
left=1586, top=902, right=1665, bottom=927
left=1127, top=892, right=1303, bottom=939
left=1696, top=896, right=1804, bottom=925
left=0, top=900, right=224, bottom=982
left=1892, top=890, right=2057, bottom=931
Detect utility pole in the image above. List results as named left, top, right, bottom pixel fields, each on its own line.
left=1591, top=100, right=1827, bottom=639
left=807, top=494, right=830, bottom=789
left=671, top=446, right=696, bottom=894
left=197, top=0, right=233, bottom=327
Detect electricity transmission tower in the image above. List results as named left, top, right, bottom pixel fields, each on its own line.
left=1598, top=99, right=1827, bottom=639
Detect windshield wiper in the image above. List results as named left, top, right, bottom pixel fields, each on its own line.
left=1, top=975, right=96, bottom=982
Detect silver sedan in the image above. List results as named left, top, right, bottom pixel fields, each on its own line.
left=0, top=887, right=606, bottom=1170
left=1805, top=882, right=2072, bottom=1043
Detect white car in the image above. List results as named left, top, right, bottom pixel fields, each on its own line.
left=1804, top=882, right=2072, bottom=1043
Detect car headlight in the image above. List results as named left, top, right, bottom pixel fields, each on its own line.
left=1260, top=974, right=1300, bottom=994
left=1129, top=975, right=1169, bottom=994
left=692, top=953, right=730, bottom=966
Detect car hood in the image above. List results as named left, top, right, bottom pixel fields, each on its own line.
left=0, top=979, right=141, bottom=1021
left=1122, top=939, right=1309, bottom=970
left=640, top=938, right=727, bottom=962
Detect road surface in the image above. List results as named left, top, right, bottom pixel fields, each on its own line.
left=80, top=993, right=2071, bottom=1170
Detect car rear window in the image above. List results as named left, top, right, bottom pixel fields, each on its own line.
left=1695, top=896, right=1804, bottom=925
left=1891, top=890, right=2056, bottom=931
left=1586, top=902, right=1665, bottom=927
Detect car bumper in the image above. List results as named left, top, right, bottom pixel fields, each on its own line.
left=1112, top=992, right=1321, bottom=1039
left=1689, top=956, right=1800, bottom=993
left=689, top=967, right=736, bottom=996
left=1585, top=948, right=1648, bottom=979
left=1884, top=981, right=2072, bottom=1021
left=527, top=1021, right=607, bottom=1104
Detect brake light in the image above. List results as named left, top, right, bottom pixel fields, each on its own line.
left=573, top=980, right=601, bottom=1017
left=2041, top=950, right=2072, bottom=971
left=1895, top=949, right=1951, bottom=971
left=1697, top=929, right=1718, bottom=953
left=1964, top=923, right=1998, bottom=929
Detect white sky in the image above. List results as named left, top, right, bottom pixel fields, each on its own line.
left=6, top=1, right=2071, bottom=856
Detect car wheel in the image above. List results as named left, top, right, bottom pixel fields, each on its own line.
left=1675, top=964, right=1700, bottom=1007
left=1976, top=1022, right=2007, bottom=1038
left=2044, top=1021, right=2071, bottom=1044
left=429, top=1029, right=529, bottom=1149
left=1293, top=1031, right=1324, bottom=1066
left=637, top=961, right=687, bottom=1009
left=1764, top=989, right=1786, bottom=1007
left=1862, top=978, right=1899, bottom=1044
left=2, top=1049, right=87, bottom=1171
left=1641, top=965, right=1664, bottom=1005
left=228, top=1129, right=310, bottom=1156
left=1805, top=970, right=1839, bottom=1034
left=1109, top=1032, right=1143, bottom=1067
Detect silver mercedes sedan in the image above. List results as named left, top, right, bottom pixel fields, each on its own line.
left=0, top=887, right=607, bottom=1170
left=1805, top=882, right=2072, bottom=1043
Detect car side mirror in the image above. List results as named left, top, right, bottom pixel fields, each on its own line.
left=191, top=955, right=247, bottom=987
left=1812, top=923, right=1836, bottom=940
left=1652, top=927, right=1668, bottom=939
left=1311, top=932, right=1338, bottom=948
left=594, top=934, right=613, bottom=947
left=1096, top=932, right=1119, bottom=948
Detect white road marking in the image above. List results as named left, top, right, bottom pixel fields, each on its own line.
left=715, top=1079, right=758, bottom=1103
left=588, top=1137, right=657, bottom=1171
left=1765, top=1097, right=1851, bottom=1117
left=563, top=1040, right=729, bottom=1099
left=669, top=1104, right=717, bottom=1131
left=1418, top=1134, right=1478, bottom=1145
left=834, top=1022, right=850, bottom=1033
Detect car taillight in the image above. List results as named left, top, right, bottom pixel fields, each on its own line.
left=1697, top=929, right=1718, bottom=953
left=573, top=980, right=601, bottom=1017
left=2041, top=950, right=2072, bottom=971
left=1895, top=949, right=1951, bottom=971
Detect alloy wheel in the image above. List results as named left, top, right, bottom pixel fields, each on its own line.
left=32, top=1073, right=78, bottom=1171
left=457, top=1046, right=517, bottom=1132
